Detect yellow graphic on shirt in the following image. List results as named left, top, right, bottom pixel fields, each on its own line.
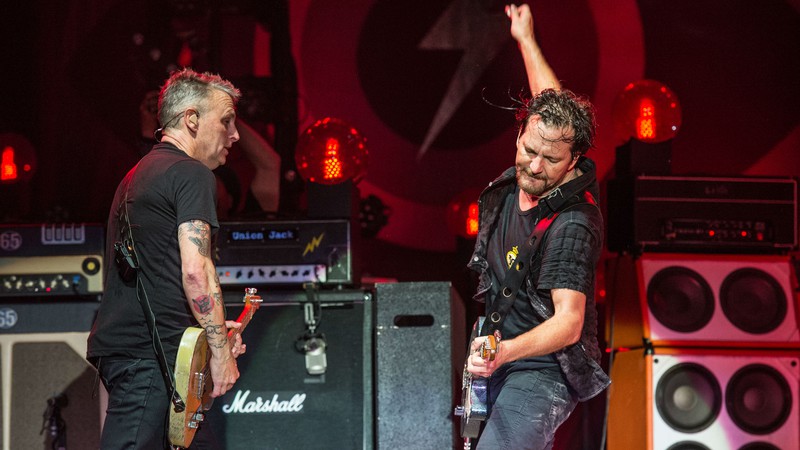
left=506, top=246, right=519, bottom=269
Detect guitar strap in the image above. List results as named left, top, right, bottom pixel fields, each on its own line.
left=119, top=166, right=186, bottom=413
left=480, top=212, right=556, bottom=337
left=480, top=187, right=596, bottom=337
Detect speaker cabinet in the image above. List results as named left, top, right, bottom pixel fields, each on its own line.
left=0, top=301, right=101, bottom=450
left=206, top=289, right=374, bottom=450
left=373, top=282, right=465, bottom=450
left=606, top=254, right=800, bottom=348
left=608, top=348, right=799, bottom=450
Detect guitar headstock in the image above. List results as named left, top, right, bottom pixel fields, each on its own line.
left=243, top=287, right=263, bottom=310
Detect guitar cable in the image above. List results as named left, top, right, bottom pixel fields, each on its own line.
left=599, top=255, right=622, bottom=450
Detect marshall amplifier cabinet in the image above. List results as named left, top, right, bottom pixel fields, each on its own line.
left=0, top=223, right=104, bottom=298
left=215, top=219, right=359, bottom=288
left=607, top=176, right=797, bottom=253
left=206, top=289, right=374, bottom=450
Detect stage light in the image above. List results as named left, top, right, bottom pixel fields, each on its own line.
left=612, top=79, right=682, bottom=144
left=446, top=188, right=482, bottom=239
left=295, top=117, right=369, bottom=185
left=0, top=133, right=37, bottom=184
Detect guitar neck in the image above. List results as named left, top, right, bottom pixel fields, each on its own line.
left=227, top=295, right=260, bottom=346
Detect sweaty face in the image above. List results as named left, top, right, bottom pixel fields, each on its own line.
left=196, top=90, right=240, bottom=170
left=515, top=116, right=578, bottom=198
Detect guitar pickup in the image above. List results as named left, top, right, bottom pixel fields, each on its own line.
left=194, top=372, right=206, bottom=398
left=188, top=412, right=205, bottom=429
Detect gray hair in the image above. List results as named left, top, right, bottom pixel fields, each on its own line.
left=158, top=68, right=241, bottom=130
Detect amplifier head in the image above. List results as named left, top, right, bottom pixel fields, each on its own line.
left=607, top=176, right=797, bottom=253
left=215, top=219, right=359, bottom=288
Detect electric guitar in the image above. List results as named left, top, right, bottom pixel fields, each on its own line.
left=454, top=317, right=497, bottom=450
left=168, top=287, right=262, bottom=448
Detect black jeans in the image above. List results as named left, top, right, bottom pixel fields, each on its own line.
left=477, top=367, right=578, bottom=450
left=96, top=357, right=221, bottom=450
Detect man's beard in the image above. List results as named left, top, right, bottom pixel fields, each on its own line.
left=516, top=167, right=556, bottom=197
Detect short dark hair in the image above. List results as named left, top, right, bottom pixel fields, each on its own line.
left=516, top=89, right=596, bottom=158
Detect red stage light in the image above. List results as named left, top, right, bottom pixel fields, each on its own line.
left=636, top=98, right=656, bottom=140
left=295, top=117, right=369, bottom=185
left=322, top=138, right=343, bottom=181
left=0, top=133, right=36, bottom=184
left=612, top=79, right=682, bottom=144
left=465, top=202, right=479, bottom=236
left=446, top=188, right=482, bottom=239
left=1, top=146, right=18, bottom=181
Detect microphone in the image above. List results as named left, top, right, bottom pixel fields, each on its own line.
left=302, top=334, right=327, bottom=375
left=295, top=296, right=328, bottom=375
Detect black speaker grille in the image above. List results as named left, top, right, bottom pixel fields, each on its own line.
left=8, top=340, right=100, bottom=450
left=374, top=282, right=461, bottom=450
left=206, top=297, right=372, bottom=450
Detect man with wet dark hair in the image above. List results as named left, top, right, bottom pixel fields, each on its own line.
left=465, top=5, right=610, bottom=449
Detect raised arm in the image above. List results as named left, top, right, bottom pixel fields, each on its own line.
left=235, top=120, right=281, bottom=212
left=507, top=3, right=561, bottom=94
left=178, top=220, right=239, bottom=398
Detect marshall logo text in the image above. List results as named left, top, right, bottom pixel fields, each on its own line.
left=221, top=390, right=306, bottom=414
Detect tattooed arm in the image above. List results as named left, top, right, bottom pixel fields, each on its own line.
left=178, top=219, right=239, bottom=398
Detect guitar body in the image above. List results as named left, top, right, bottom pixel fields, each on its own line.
left=168, top=288, right=261, bottom=448
left=459, top=364, right=489, bottom=438
left=455, top=317, right=497, bottom=445
left=169, top=326, right=213, bottom=448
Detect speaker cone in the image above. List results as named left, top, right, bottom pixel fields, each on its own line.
left=656, top=362, right=721, bottom=432
left=726, top=364, right=792, bottom=435
left=720, top=268, right=786, bottom=335
left=738, top=443, right=780, bottom=450
left=648, top=267, right=715, bottom=332
left=666, top=443, right=711, bottom=450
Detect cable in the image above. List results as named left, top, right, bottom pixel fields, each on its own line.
left=599, top=255, right=621, bottom=450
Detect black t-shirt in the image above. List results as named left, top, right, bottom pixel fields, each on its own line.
left=87, top=143, right=218, bottom=362
left=486, top=185, right=557, bottom=369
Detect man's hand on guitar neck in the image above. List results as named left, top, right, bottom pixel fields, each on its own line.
left=227, top=320, right=247, bottom=358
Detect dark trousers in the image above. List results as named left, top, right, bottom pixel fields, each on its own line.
left=96, top=357, right=221, bottom=450
left=477, top=367, right=578, bottom=450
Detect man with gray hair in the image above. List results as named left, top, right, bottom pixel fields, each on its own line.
left=88, top=68, right=246, bottom=449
